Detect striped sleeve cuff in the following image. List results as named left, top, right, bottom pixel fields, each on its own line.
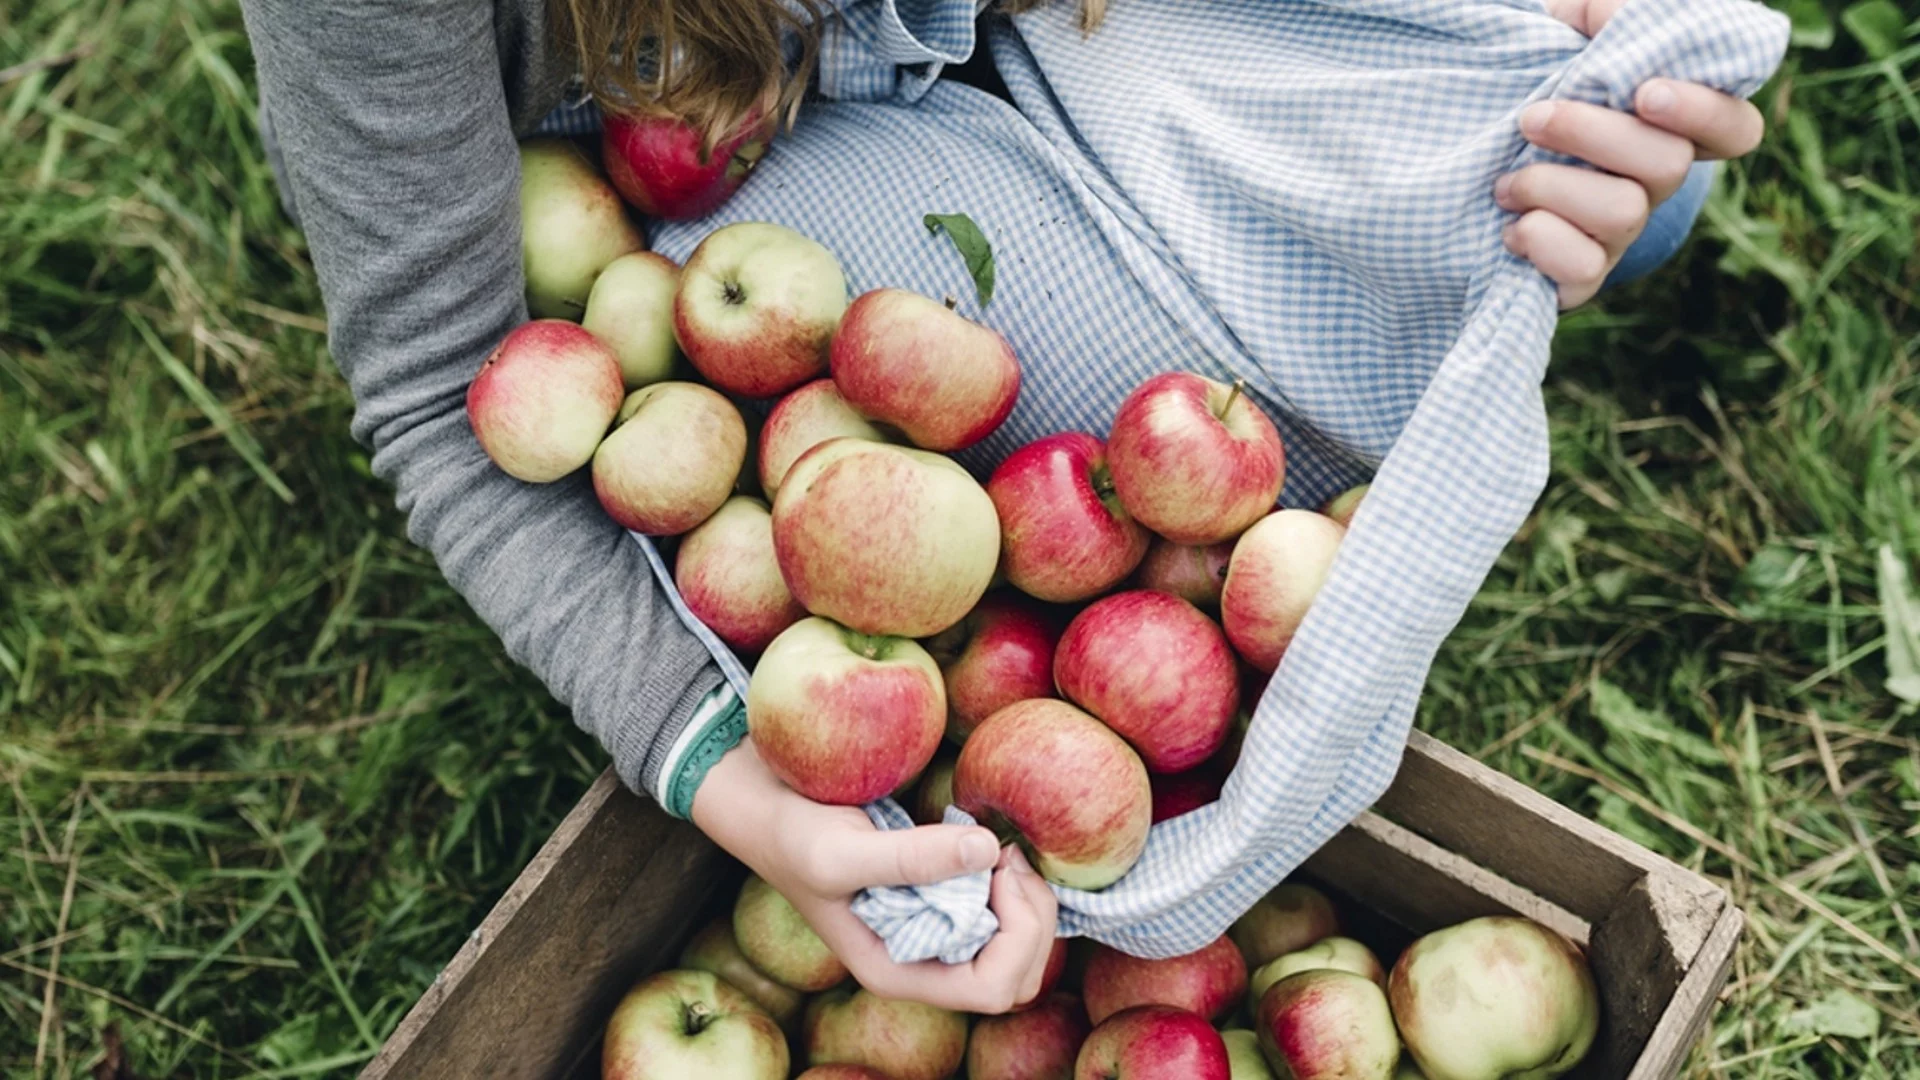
left=652, top=683, right=749, bottom=819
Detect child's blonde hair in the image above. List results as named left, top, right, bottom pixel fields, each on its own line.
left=552, top=0, right=1107, bottom=144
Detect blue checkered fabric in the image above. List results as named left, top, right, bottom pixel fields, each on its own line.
left=555, top=0, right=1787, bottom=962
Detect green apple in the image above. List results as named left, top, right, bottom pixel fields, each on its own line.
left=601, top=969, right=786, bottom=1080
left=1221, top=1028, right=1277, bottom=1080
left=518, top=139, right=642, bottom=319
left=1247, top=936, right=1386, bottom=1012
left=582, top=251, right=683, bottom=389
left=677, top=917, right=804, bottom=1031
left=731, top=874, right=847, bottom=992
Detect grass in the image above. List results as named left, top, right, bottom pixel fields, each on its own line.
left=1, top=0, right=1915, bottom=1075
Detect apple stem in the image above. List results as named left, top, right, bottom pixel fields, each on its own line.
left=845, top=631, right=888, bottom=660
left=682, top=1000, right=715, bottom=1036
left=1216, top=379, right=1246, bottom=421
left=944, top=294, right=959, bottom=311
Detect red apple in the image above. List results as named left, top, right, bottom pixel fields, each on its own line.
left=1248, top=937, right=1386, bottom=1013
left=747, top=617, right=945, bottom=805
left=953, top=699, right=1152, bottom=890
left=909, top=751, right=958, bottom=825
left=583, top=251, right=683, bottom=390
left=968, top=992, right=1090, bottom=1080
left=1054, top=591, right=1239, bottom=774
left=1074, top=1005, right=1230, bottom=1080
left=1149, top=764, right=1226, bottom=824
left=1257, top=970, right=1400, bottom=1080
left=1388, top=917, right=1598, bottom=1080
left=1082, top=935, right=1247, bottom=1026
left=675, top=222, right=847, bottom=398
left=758, top=378, right=895, bottom=498
left=517, top=140, right=643, bottom=319
left=922, top=592, right=1061, bottom=743
left=467, top=320, right=624, bottom=483
left=1106, top=373, right=1285, bottom=545
left=795, top=1068, right=897, bottom=1080
left=987, top=433, right=1149, bottom=603
left=772, top=439, right=1000, bottom=637
left=592, top=381, right=747, bottom=535
left=804, top=986, right=969, bottom=1080
left=602, top=111, right=773, bottom=221
left=602, top=969, right=787, bottom=1080
left=731, top=873, right=849, bottom=993
left=1220, top=510, right=1346, bottom=672
left=1220, top=1030, right=1276, bottom=1080
left=830, top=288, right=1020, bottom=451
left=1320, top=484, right=1369, bottom=528
left=1229, top=884, right=1340, bottom=969
left=675, top=495, right=806, bottom=652
left=1132, top=538, right=1235, bottom=612
left=678, top=917, right=806, bottom=1031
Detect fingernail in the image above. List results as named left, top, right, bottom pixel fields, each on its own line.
left=1641, top=80, right=1675, bottom=115
left=1493, top=173, right=1515, bottom=207
left=1520, top=102, right=1554, bottom=138
left=962, top=832, right=999, bottom=871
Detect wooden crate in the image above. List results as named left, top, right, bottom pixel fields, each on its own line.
left=360, top=730, right=1740, bottom=1080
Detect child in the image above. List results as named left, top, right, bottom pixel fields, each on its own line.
left=239, top=0, right=1763, bottom=1012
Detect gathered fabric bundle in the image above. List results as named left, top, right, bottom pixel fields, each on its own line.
left=631, top=0, right=1789, bottom=962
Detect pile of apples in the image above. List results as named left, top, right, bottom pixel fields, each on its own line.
left=475, top=135, right=1368, bottom=891
left=602, top=876, right=1600, bottom=1080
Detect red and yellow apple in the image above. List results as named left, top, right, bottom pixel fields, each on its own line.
left=967, top=992, right=1089, bottom=1080
left=804, top=986, right=969, bottom=1080
left=923, top=592, right=1061, bottom=743
left=1257, top=969, right=1400, bottom=1080
left=1054, top=590, right=1240, bottom=774
left=1220, top=510, right=1346, bottom=672
left=831, top=288, right=1021, bottom=451
left=1248, top=937, right=1386, bottom=1012
left=675, top=222, right=847, bottom=398
left=1075, top=1005, right=1230, bottom=1080
left=467, top=320, right=624, bottom=483
left=518, top=140, right=643, bottom=319
left=1106, top=373, right=1285, bottom=545
left=602, top=969, right=787, bottom=1080
left=1132, top=537, right=1236, bottom=611
left=675, top=495, right=806, bottom=653
left=953, top=699, right=1152, bottom=890
left=602, top=111, right=772, bottom=221
left=592, top=381, right=746, bottom=535
left=987, top=432, right=1149, bottom=603
left=758, top=378, right=895, bottom=498
left=1082, top=934, right=1247, bottom=1026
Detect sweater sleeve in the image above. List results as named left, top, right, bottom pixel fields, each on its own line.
left=239, top=0, right=725, bottom=796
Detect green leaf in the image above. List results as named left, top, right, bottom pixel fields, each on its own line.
left=1876, top=544, right=1920, bottom=705
left=924, top=212, right=997, bottom=308
left=1785, top=0, right=1836, bottom=48
left=1840, top=0, right=1906, bottom=59
left=1783, top=990, right=1881, bottom=1039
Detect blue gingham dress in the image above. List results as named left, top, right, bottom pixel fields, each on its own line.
left=545, top=0, right=1788, bottom=962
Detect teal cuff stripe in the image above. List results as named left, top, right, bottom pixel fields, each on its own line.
left=663, top=692, right=749, bottom=820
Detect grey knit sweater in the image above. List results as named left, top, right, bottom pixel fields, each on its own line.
left=239, top=0, right=724, bottom=797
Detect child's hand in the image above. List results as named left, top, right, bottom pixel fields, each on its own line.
left=1501, top=0, right=1768, bottom=308
left=691, top=737, right=1060, bottom=1013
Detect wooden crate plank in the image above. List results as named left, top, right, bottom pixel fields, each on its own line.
left=1624, top=906, right=1745, bottom=1080
left=360, top=772, right=731, bottom=1080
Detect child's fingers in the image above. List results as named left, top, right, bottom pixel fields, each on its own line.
left=806, top=822, right=1002, bottom=895
left=1495, top=163, right=1649, bottom=258
left=1504, top=209, right=1609, bottom=310
left=1001, top=847, right=1062, bottom=1005
left=1634, top=79, right=1765, bottom=161
left=1519, top=100, right=1695, bottom=205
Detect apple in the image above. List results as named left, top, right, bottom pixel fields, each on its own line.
left=678, top=917, right=806, bottom=1031
left=795, top=1069, right=897, bottom=1080
left=1248, top=937, right=1386, bottom=1013
left=759, top=378, right=895, bottom=498
left=1321, top=484, right=1369, bottom=528
left=675, top=222, right=847, bottom=398
left=593, top=381, right=747, bottom=535
left=1054, top=591, right=1240, bottom=774
left=602, top=111, right=773, bottom=221
left=1019, top=938, right=1072, bottom=1010
left=804, top=986, right=969, bottom=1080
left=517, top=140, right=644, bottom=320
left=1220, top=1030, right=1277, bottom=1080
left=910, top=751, right=958, bottom=825
left=1132, top=537, right=1235, bottom=612
left=1388, top=917, right=1599, bottom=1080
left=987, top=433, right=1150, bottom=603
left=968, top=992, right=1090, bottom=1080
left=466, top=320, right=624, bottom=483
left=1150, top=764, right=1226, bottom=823
left=1074, top=1005, right=1230, bottom=1080
left=1106, top=373, right=1285, bottom=545
left=772, top=438, right=1000, bottom=637
left=953, top=699, right=1152, bottom=890
left=1082, top=934, right=1246, bottom=1026
left=602, top=969, right=787, bottom=1080
left=1257, top=970, right=1400, bottom=1080
left=582, top=252, right=683, bottom=390
left=830, top=288, right=1021, bottom=451
left=922, top=592, right=1061, bottom=743
left=747, top=617, right=945, bottom=805
left=675, top=495, right=806, bottom=652
left=1228, top=884, right=1340, bottom=969
left=731, top=874, right=848, bottom=992
left=1220, top=510, right=1346, bottom=672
